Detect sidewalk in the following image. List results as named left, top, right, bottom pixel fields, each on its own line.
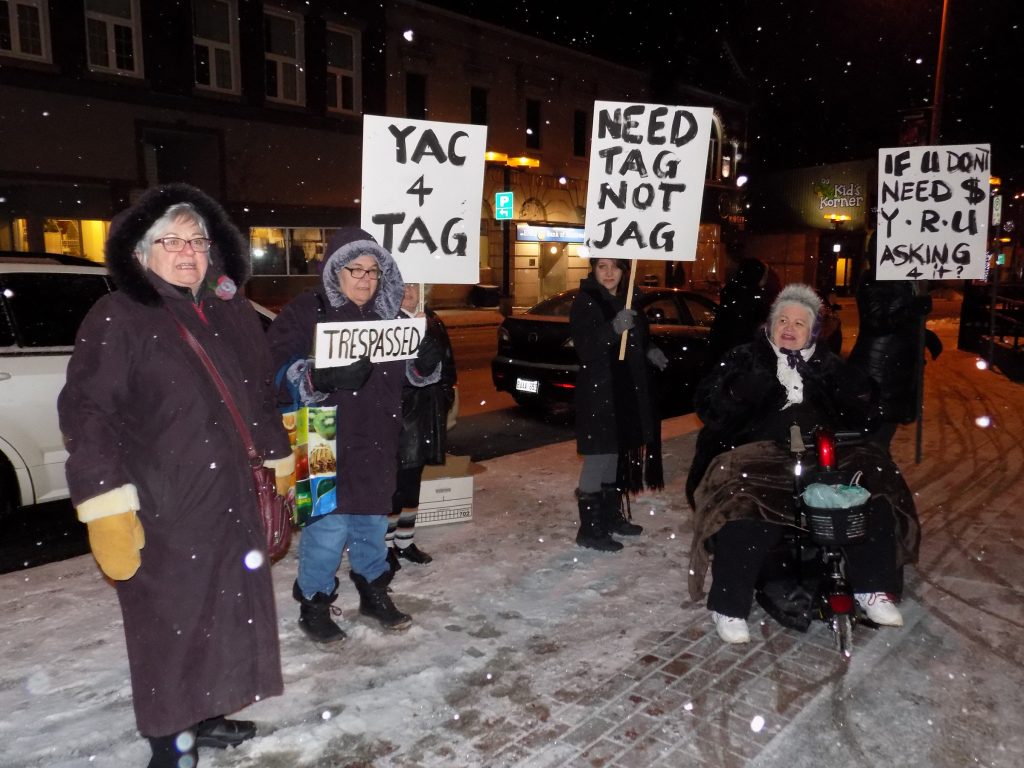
left=1, top=322, right=1021, bottom=767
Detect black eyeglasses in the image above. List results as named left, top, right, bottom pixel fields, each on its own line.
left=342, top=266, right=382, bottom=280
left=152, top=237, right=213, bottom=253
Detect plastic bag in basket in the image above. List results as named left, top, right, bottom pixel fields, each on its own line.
left=802, top=471, right=870, bottom=509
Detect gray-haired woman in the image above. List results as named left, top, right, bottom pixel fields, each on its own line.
left=58, top=183, right=293, bottom=767
left=685, top=284, right=920, bottom=644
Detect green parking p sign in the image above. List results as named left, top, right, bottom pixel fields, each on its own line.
left=495, top=191, right=514, bottom=221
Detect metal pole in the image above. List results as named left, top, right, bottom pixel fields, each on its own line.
left=916, top=0, right=950, bottom=463
left=500, top=164, right=512, bottom=316
left=929, top=0, right=950, bottom=144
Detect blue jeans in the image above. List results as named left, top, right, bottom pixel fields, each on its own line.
left=297, top=513, right=388, bottom=597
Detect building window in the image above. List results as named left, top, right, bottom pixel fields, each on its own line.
left=406, top=72, right=426, bottom=119
left=573, top=109, right=588, bottom=158
left=526, top=99, right=541, bottom=151
left=264, top=7, right=304, bottom=105
left=250, top=227, right=337, bottom=276
left=84, top=0, right=142, bottom=77
left=193, top=0, right=238, bottom=94
left=0, top=0, right=50, bottom=62
left=326, top=23, right=359, bottom=114
left=706, top=119, right=722, bottom=181
left=470, top=86, right=488, bottom=126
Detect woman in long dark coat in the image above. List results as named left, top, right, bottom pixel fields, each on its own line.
left=58, top=184, right=293, bottom=767
left=569, top=258, right=666, bottom=552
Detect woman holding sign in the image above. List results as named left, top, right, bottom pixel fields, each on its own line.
left=569, top=258, right=667, bottom=552
left=268, top=228, right=441, bottom=642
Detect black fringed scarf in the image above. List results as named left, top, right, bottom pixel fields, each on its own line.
left=580, top=278, right=664, bottom=494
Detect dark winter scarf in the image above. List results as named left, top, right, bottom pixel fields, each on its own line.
left=580, top=277, right=664, bottom=494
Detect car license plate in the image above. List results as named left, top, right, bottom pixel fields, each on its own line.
left=515, top=378, right=540, bottom=394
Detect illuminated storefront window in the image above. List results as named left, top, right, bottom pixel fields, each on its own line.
left=42, top=218, right=108, bottom=262
left=249, top=226, right=338, bottom=276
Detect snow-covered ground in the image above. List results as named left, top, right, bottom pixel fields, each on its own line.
left=2, top=318, right=1022, bottom=768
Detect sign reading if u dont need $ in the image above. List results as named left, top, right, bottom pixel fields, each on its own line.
left=313, top=317, right=427, bottom=368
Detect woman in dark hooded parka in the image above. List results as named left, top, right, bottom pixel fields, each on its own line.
left=267, top=227, right=441, bottom=642
left=58, top=183, right=294, bottom=767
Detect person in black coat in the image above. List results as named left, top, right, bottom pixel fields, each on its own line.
left=847, top=233, right=942, bottom=450
left=569, top=258, right=666, bottom=552
left=686, top=284, right=920, bottom=644
left=705, top=255, right=772, bottom=370
left=387, top=283, right=457, bottom=569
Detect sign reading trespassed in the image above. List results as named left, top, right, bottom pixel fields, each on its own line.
left=313, top=318, right=427, bottom=368
left=876, top=143, right=991, bottom=281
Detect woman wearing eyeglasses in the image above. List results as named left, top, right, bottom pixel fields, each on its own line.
left=57, top=183, right=293, bottom=767
left=268, top=227, right=435, bottom=642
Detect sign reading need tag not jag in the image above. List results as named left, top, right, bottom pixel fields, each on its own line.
left=584, top=100, right=712, bottom=262
left=314, top=317, right=426, bottom=368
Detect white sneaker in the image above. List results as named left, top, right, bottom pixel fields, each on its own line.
left=855, top=592, right=904, bottom=627
left=711, top=611, right=750, bottom=643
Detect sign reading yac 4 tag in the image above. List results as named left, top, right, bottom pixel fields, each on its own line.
left=585, top=100, right=712, bottom=262
left=876, top=143, right=991, bottom=281
left=361, top=114, right=487, bottom=284
left=313, top=317, right=426, bottom=368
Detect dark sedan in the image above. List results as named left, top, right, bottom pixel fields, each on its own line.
left=491, top=287, right=717, bottom=415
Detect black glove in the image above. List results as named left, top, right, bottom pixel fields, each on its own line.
left=311, top=356, right=372, bottom=392
left=611, top=308, right=636, bottom=334
left=415, top=334, right=443, bottom=374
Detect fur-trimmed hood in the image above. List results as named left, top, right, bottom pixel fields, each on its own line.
left=321, top=227, right=404, bottom=319
left=105, top=183, right=249, bottom=306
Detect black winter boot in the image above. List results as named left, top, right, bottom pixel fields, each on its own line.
left=576, top=490, right=623, bottom=552
left=601, top=484, right=643, bottom=536
left=195, top=715, right=256, bottom=749
left=293, top=579, right=347, bottom=643
left=349, top=570, right=413, bottom=631
left=147, top=731, right=198, bottom=768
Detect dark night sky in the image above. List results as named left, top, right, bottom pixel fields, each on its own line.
left=422, top=1, right=1023, bottom=186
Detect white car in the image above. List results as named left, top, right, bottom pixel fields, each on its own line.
left=0, top=252, right=275, bottom=517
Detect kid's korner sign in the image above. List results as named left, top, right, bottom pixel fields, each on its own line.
left=361, top=115, right=487, bottom=284
left=584, top=101, right=712, bottom=262
left=313, top=318, right=426, bottom=368
left=876, top=143, right=991, bottom=281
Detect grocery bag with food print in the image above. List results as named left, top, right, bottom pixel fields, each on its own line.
left=282, top=405, right=339, bottom=527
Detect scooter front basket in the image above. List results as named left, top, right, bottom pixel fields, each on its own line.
left=801, top=469, right=870, bottom=545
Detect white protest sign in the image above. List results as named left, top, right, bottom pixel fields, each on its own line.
left=361, top=115, right=487, bottom=284
left=876, top=143, right=991, bottom=281
left=313, top=318, right=426, bottom=368
left=584, top=101, right=712, bottom=261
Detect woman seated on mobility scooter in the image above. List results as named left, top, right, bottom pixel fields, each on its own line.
left=685, top=284, right=920, bottom=644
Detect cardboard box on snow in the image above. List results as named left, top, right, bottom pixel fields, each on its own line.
left=418, top=454, right=474, bottom=527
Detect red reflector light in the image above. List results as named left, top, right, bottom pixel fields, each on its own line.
left=829, top=593, right=853, bottom=614
left=551, top=381, right=576, bottom=390
left=817, top=431, right=836, bottom=470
